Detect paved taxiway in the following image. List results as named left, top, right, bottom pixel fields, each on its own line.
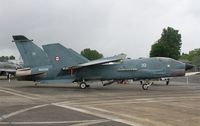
left=0, top=77, right=200, bottom=126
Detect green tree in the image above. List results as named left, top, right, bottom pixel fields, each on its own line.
left=180, top=48, right=200, bottom=66
left=150, top=27, right=182, bottom=59
left=9, top=55, right=15, bottom=60
left=81, top=48, right=103, bottom=60
left=0, top=56, right=9, bottom=62
left=0, top=55, right=16, bottom=61
left=192, top=56, right=200, bottom=67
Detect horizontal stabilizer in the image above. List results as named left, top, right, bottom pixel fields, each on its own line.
left=63, top=53, right=126, bottom=70
left=16, top=67, right=48, bottom=77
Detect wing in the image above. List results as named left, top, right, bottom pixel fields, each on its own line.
left=63, top=53, right=126, bottom=70
left=0, top=69, right=16, bottom=73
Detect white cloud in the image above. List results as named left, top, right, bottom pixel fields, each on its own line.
left=0, top=0, right=200, bottom=58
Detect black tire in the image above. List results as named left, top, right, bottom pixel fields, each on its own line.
left=166, top=80, right=169, bottom=85
left=140, top=81, right=143, bottom=85
left=7, top=74, right=11, bottom=79
left=80, top=82, right=87, bottom=89
left=142, top=84, right=149, bottom=90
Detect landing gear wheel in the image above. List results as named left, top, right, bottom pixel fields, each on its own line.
left=142, top=84, right=149, bottom=90
left=166, top=80, right=169, bottom=85
left=86, top=85, right=90, bottom=88
left=7, top=74, right=11, bottom=80
left=80, top=82, right=87, bottom=89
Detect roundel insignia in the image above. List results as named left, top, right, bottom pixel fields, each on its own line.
left=55, top=56, right=60, bottom=61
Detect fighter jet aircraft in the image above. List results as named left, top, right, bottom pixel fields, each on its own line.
left=0, top=61, right=19, bottom=79
left=12, top=35, right=193, bottom=90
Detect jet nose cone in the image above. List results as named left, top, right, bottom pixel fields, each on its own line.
left=185, top=63, right=194, bottom=71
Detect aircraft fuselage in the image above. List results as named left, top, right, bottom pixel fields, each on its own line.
left=16, top=57, right=186, bottom=83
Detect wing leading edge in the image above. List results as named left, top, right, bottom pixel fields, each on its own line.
left=63, top=53, right=126, bottom=70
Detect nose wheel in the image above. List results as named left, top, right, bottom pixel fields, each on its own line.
left=166, top=79, right=170, bottom=85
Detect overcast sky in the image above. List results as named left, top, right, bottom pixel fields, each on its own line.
left=0, top=0, right=199, bottom=59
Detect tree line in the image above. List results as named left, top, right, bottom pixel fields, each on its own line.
left=0, top=56, right=15, bottom=62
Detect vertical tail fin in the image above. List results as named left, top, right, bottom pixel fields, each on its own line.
left=12, top=35, right=50, bottom=68
left=42, top=43, right=89, bottom=68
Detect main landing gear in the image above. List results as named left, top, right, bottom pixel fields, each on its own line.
left=160, top=78, right=170, bottom=85
left=142, top=81, right=153, bottom=90
left=7, top=74, right=11, bottom=80
left=166, top=79, right=170, bottom=85
left=34, top=82, right=40, bottom=86
left=79, top=82, right=90, bottom=89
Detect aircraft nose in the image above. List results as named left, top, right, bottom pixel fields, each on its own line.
left=185, top=63, right=194, bottom=71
